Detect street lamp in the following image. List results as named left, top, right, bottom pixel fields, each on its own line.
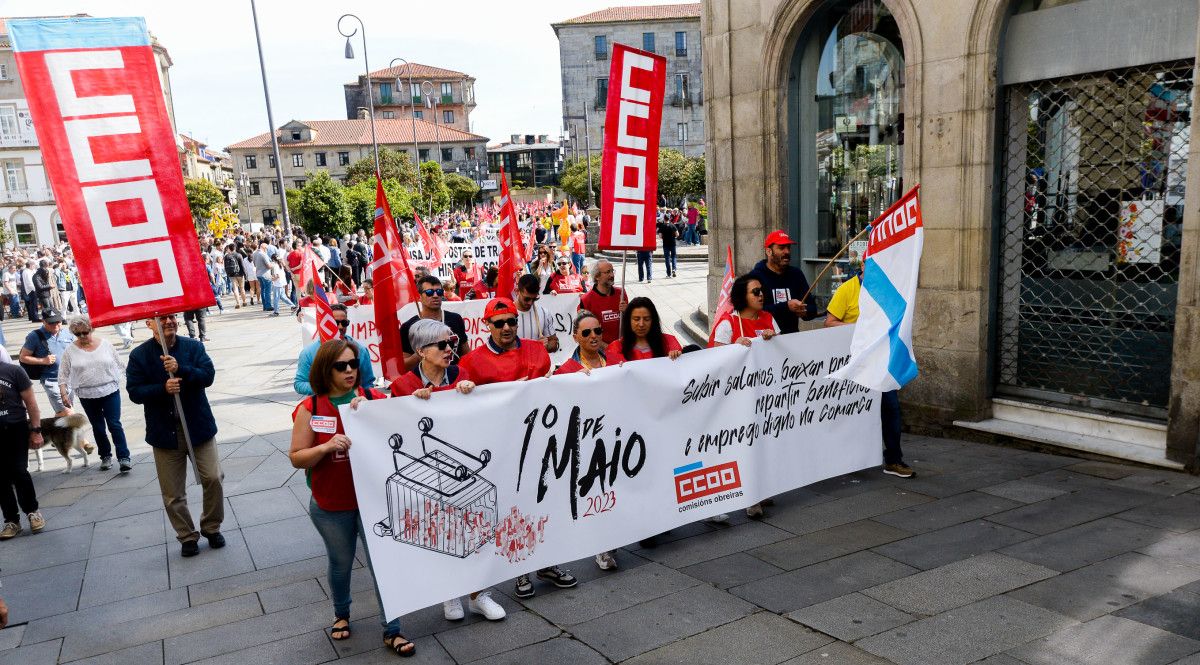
left=388, top=57, right=422, bottom=194
left=236, top=172, right=251, bottom=228
left=338, top=14, right=380, bottom=176
left=421, top=80, right=443, bottom=163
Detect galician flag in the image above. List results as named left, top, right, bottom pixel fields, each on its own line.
left=829, top=186, right=923, bottom=391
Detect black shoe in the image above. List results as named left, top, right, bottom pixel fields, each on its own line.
left=202, top=531, right=226, bottom=549
left=181, top=540, right=200, bottom=557
left=514, top=574, right=534, bottom=598
left=536, top=566, right=578, bottom=589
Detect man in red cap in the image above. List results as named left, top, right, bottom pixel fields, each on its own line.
left=748, top=230, right=819, bottom=334
left=458, top=297, right=578, bottom=600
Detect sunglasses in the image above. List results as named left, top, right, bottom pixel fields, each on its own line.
left=76, top=330, right=92, bottom=336
left=332, top=358, right=360, bottom=372
left=422, top=336, right=460, bottom=351
left=336, top=320, right=351, bottom=328
left=422, top=288, right=444, bottom=297
left=750, top=287, right=764, bottom=296
left=579, top=327, right=604, bottom=338
left=491, top=317, right=519, bottom=328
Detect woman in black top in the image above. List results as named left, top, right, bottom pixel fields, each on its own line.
left=0, top=362, right=44, bottom=539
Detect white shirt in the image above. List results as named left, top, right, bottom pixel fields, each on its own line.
left=21, top=268, right=35, bottom=293
left=516, top=304, right=555, bottom=341
left=59, top=339, right=124, bottom=399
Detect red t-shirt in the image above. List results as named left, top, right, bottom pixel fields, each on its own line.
left=549, top=272, right=584, bottom=294
left=297, top=295, right=318, bottom=309
left=571, top=231, right=585, bottom=254
left=291, top=387, right=387, bottom=511
left=389, top=366, right=470, bottom=397
left=334, top=281, right=357, bottom=305
left=286, top=249, right=304, bottom=272
left=443, top=291, right=462, bottom=302
left=358, top=295, right=374, bottom=305
left=459, top=340, right=551, bottom=385
left=606, top=333, right=682, bottom=363
left=707, top=311, right=778, bottom=348
left=579, top=287, right=625, bottom=344
left=454, top=264, right=483, bottom=299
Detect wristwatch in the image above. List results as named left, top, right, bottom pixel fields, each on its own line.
left=30, top=426, right=41, bottom=433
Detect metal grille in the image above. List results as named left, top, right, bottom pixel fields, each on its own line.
left=995, top=60, right=1191, bottom=417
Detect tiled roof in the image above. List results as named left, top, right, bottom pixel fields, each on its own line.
left=555, top=4, right=700, bottom=25
left=363, top=62, right=470, bottom=80
left=225, top=118, right=487, bottom=151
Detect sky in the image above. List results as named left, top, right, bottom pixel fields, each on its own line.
left=0, top=0, right=675, bottom=150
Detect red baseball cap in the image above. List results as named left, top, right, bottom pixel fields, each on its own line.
left=764, top=230, right=796, bottom=248
left=484, top=297, right=517, bottom=320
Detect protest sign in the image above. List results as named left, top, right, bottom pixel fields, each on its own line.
left=406, top=240, right=501, bottom=281
left=342, top=325, right=881, bottom=620
left=9, top=17, right=214, bottom=325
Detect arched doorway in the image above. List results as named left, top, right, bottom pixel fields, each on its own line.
left=786, top=0, right=905, bottom=302
left=11, top=210, right=36, bottom=246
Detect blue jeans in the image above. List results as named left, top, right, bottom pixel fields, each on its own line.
left=881, top=390, right=904, bottom=465
left=79, top=390, right=129, bottom=460
left=663, top=245, right=677, bottom=275
left=636, top=251, right=653, bottom=281
left=273, top=285, right=295, bottom=312
left=571, top=252, right=584, bottom=275
left=7, top=295, right=19, bottom=318
left=308, top=499, right=403, bottom=637
left=257, top=275, right=274, bottom=311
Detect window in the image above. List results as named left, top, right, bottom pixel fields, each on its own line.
left=675, top=73, right=690, bottom=105
left=11, top=211, right=35, bottom=245
left=291, top=153, right=303, bottom=167
left=380, top=82, right=392, bottom=104
left=249, top=180, right=260, bottom=195
left=419, top=148, right=430, bottom=162
left=54, top=213, right=67, bottom=243
left=441, top=148, right=453, bottom=162
left=0, top=106, right=17, bottom=137
left=268, top=154, right=276, bottom=168
left=464, top=146, right=476, bottom=159
left=3, top=159, right=24, bottom=191
left=315, top=152, right=326, bottom=166
left=290, top=130, right=301, bottom=141
left=675, top=31, right=687, bottom=56
left=440, top=82, right=453, bottom=103
left=293, top=179, right=305, bottom=189
left=677, top=122, right=688, bottom=142
left=596, top=78, right=609, bottom=108
left=263, top=209, right=276, bottom=224
left=382, top=110, right=395, bottom=119
left=411, top=82, right=422, bottom=103
left=245, top=154, right=257, bottom=169
left=413, top=110, right=424, bottom=120
left=338, top=151, right=350, bottom=166
left=643, top=32, right=656, bottom=53
left=443, top=110, right=454, bottom=124
left=271, top=181, right=279, bottom=195
left=0, top=63, right=8, bottom=80
left=595, top=35, right=608, bottom=60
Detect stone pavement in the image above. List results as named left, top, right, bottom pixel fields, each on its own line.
left=3, top=262, right=1200, bottom=664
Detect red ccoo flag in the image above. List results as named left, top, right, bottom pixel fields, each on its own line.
left=494, top=168, right=525, bottom=299
left=307, top=254, right=340, bottom=342
left=413, top=211, right=444, bottom=270
left=707, top=246, right=736, bottom=346
left=370, top=175, right=419, bottom=382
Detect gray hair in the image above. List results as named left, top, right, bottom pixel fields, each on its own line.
left=67, top=315, right=92, bottom=334
left=408, top=319, right=453, bottom=351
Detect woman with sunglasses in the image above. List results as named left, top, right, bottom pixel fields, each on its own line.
left=390, top=319, right=476, bottom=398
left=606, top=297, right=683, bottom=363
left=58, top=315, right=130, bottom=472
left=708, top=274, right=779, bottom=348
left=548, top=255, right=584, bottom=294
left=289, top=339, right=415, bottom=657
left=533, top=246, right=556, bottom=294
left=554, top=311, right=607, bottom=376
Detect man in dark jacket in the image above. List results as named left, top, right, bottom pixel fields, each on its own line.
left=748, top=230, right=819, bottom=334
left=32, top=260, right=53, bottom=314
left=126, top=313, right=225, bottom=558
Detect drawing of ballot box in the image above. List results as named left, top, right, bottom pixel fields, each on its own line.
left=373, top=417, right=497, bottom=558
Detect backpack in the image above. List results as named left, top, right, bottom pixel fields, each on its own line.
left=20, top=328, right=49, bottom=380
left=224, top=253, right=243, bottom=277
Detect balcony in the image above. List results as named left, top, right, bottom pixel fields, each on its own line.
left=0, top=187, right=54, bottom=204
left=440, top=94, right=454, bottom=105
left=0, top=134, right=37, bottom=148
left=669, top=93, right=702, bottom=108
left=412, top=95, right=423, bottom=104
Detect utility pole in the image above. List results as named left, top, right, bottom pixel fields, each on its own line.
left=249, top=0, right=290, bottom=233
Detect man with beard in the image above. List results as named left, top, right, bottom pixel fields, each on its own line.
left=748, top=231, right=819, bottom=334
left=578, top=259, right=626, bottom=344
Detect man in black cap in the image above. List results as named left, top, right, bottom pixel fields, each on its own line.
left=18, top=310, right=74, bottom=416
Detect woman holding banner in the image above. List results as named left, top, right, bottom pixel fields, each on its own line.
left=288, top=340, right=414, bottom=656
left=606, top=297, right=683, bottom=363
left=708, top=275, right=780, bottom=348
left=548, top=256, right=584, bottom=294
left=554, top=311, right=607, bottom=376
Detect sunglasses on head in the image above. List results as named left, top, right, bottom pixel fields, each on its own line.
left=579, top=327, right=604, bottom=338
left=422, top=335, right=460, bottom=351
left=491, top=317, right=519, bottom=328
left=332, top=358, right=359, bottom=372
left=422, top=288, right=444, bottom=297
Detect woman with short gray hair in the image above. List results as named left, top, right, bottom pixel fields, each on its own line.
left=59, top=316, right=131, bottom=472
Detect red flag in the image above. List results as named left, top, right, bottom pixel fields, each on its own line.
left=413, top=212, right=444, bottom=269
left=309, top=257, right=340, bottom=342
left=298, top=246, right=326, bottom=294
left=525, top=221, right=538, bottom=264
left=371, top=175, right=419, bottom=382
left=495, top=168, right=524, bottom=299
left=708, top=246, right=736, bottom=346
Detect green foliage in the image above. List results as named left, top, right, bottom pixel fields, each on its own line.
left=657, top=148, right=689, bottom=200
left=682, top=155, right=706, bottom=198
left=345, top=178, right=413, bottom=232
left=284, top=188, right=305, bottom=228
left=444, top=172, right=480, bottom=207
left=344, top=148, right=420, bottom=189
left=294, top=171, right=352, bottom=238
left=417, top=161, right=451, bottom=214
left=560, top=154, right=602, bottom=205
left=184, top=178, right=225, bottom=225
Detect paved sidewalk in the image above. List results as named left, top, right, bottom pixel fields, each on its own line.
left=4, top=273, right=1200, bottom=664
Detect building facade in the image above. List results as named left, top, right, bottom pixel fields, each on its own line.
left=226, top=118, right=488, bottom=227
left=487, top=135, right=563, bottom=189
left=553, top=4, right=705, bottom=159
left=343, top=63, right=475, bottom=133
left=704, top=0, right=1200, bottom=469
left=181, top=134, right=236, bottom=205
left=0, top=15, right=178, bottom=248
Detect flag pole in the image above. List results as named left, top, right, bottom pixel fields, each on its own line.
left=798, top=224, right=872, bottom=305
left=620, top=250, right=628, bottom=295
left=152, top=314, right=202, bottom=480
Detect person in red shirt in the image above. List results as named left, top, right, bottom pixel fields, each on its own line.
left=453, top=253, right=483, bottom=299
left=548, top=256, right=584, bottom=294
left=458, top=298, right=577, bottom=599
left=708, top=274, right=780, bottom=348
left=570, top=224, right=586, bottom=274
left=554, top=311, right=607, bottom=376
left=333, top=266, right=357, bottom=306
left=390, top=320, right=475, bottom=398
left=578, top=259, right=626, bottom=344
left=606, top=296, right=683, bottom=363
left=357, top=279, right=374, bottom=306
left=287, top=339, right=413, bottom=656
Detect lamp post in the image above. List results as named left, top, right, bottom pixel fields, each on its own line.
left=563, top=110, right=594, bottom=208
left=421, top=80, right=443, bottom=162
left=388, top=57, right=422, bottom=194
left=236, top=172, right=251, bottom=229
left=338, top=14, right=379, bottom=176
left=249, top=0, right=290, bottom=234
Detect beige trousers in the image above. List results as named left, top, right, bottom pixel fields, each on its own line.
left=153, top=438, right=224, bottom=542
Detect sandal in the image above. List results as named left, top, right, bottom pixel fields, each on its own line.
left=384, top=634, right=416, bottom=657
left=330, top=619, right=351, bottom=640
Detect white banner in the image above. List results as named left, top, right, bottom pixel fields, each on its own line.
left=300, top=294, right=583, bottom=381
left=341, top=326, right=882, bottom=621
left=406, top=240, right=501, bottom=281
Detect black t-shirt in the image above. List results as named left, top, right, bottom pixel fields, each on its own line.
left=0, top=362, right=32, bottom=423
left=658, top=220, right=678, bottom=248
left=400, top=311, right=468, bottom=364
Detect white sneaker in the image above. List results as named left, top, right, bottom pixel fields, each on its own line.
left=468, top=592, right=506, bottom=621
left=443, top=597, right=464, bottom=621
left=705, top=513, right=730, bottom=524
left=595, top=551, right=618, bottom=570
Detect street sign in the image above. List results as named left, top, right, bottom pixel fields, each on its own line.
left=480, top=179, right=498, bottom=190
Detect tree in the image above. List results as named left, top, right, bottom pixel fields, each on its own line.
left=560, top=154, right=601, bottom=206
left=417, top=161, right=451, bottom=214
left=657, top=148, right=689, bottom=200
left=444, top=172, right=480, bottom=207
left=344, top=178, right=413, bottom=232
left=682, top=155, right=706, bottom=198
left=285, top=188, right=306, bottom=229
left=184, top=178, right=225, bottom=226
left=294, top=171, right=352, bottom=238
left=344, top=148, right=419, bottom=189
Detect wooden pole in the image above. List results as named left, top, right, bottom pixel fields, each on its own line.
left=797, top=225, right=872, bottom=305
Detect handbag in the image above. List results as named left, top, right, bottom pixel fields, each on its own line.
left=20, top=328, right=48, bottom=380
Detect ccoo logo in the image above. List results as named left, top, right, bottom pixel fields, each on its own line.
left=673, top=460, right=742, bottom=504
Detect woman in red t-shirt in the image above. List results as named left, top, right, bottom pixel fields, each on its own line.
left=549, top=257, right=584, bottom=294
left=357, top=279, right=374, bottom=306
left=708, top=275, right=780, bottom=348
left=333, top=266, right=357, bottom=305
left=554, top=311, right=608, bottom=375
left=389, top=320, right=476, bottom=398
left=453, top=255, right=483, bottom=299
left=606, top=296, right=683, bottom=363
left=288, top=340, right=414, bottom=656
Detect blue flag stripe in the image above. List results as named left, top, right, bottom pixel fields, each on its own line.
left=9, top=17, right=150, bottom=52
left=861, top=258, right=919, bottom=387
